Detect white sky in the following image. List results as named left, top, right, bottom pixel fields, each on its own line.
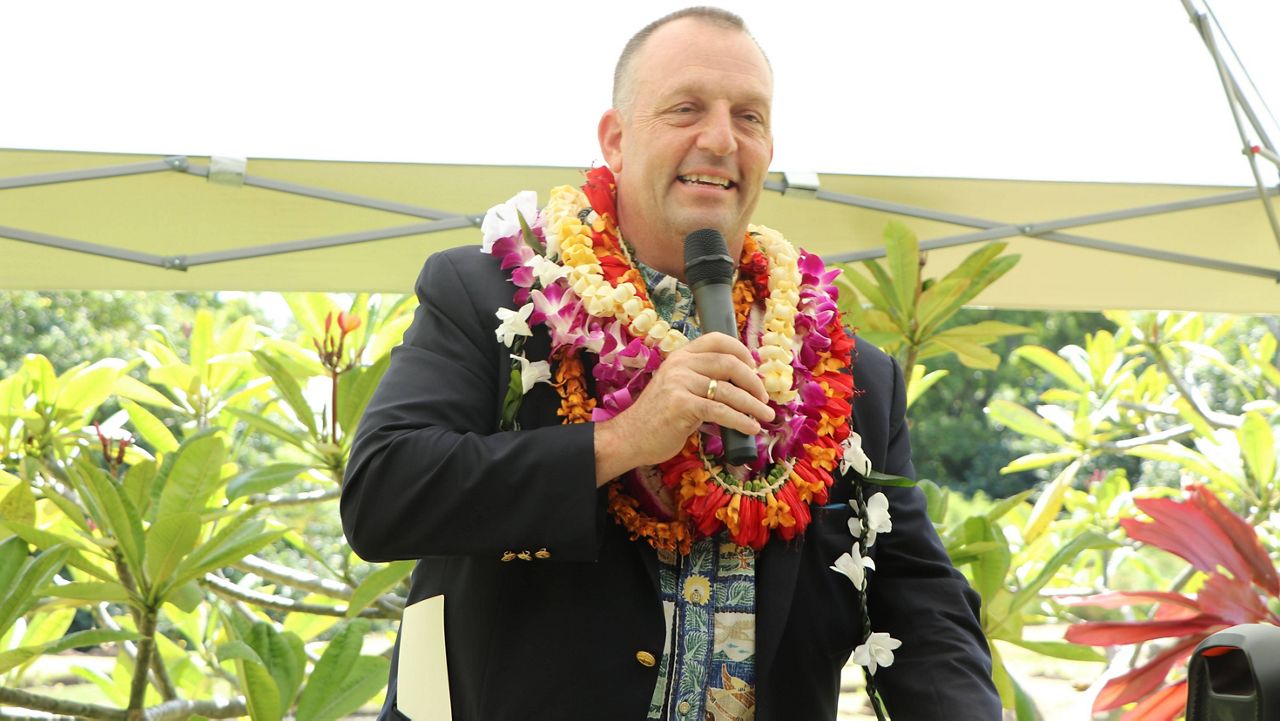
left=3, top=0, right=1278, bottom=186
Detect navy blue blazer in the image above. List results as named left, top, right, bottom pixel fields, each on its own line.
left=341, top=246, right=1000, bottom=720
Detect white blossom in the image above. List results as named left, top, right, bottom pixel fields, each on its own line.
left=480, top=190, right=538, bottom=252
left=829, top=543, right=876, bottom=589
left=852, top=632, right=902, bottom=675
left=494, top=303, right=534, bottom=347
left=839, top=431, right=872, bottom=476
left=526, top=254, right=568, bottom=288
left=864, top=492, right=892, bottom=547
left=511, top=355, right=552, bottom=393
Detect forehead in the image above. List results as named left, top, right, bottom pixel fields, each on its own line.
left=629, top=19, right=773, bottom=104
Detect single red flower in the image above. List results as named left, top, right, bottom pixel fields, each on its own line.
left=582, top=165, right=617, bottom=221
left=337, top=311, right=362, bottom=335
left=598, top=254, right=633, bottom=286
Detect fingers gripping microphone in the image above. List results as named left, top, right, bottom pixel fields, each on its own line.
left=684, top=229, right=758, bottom=466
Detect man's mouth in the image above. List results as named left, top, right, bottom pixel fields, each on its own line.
left=677, top=174, right=735, bottom=190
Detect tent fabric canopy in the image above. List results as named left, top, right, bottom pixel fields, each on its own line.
left=1, top=147, right=1277, bottom=313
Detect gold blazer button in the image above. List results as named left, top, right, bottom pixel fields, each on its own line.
left=517, top=550, right=532, bottom=561
left=635, top=650, right=656, bottom=667
left=500, top=551, right=516, bottom=562
left=535, top=548, right=551, bottom=559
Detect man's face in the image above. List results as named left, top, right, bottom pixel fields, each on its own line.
left=599, top=18, right=774, bottom=276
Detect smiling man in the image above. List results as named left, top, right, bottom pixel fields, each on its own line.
left=343, top=7, right=1000, bottom=720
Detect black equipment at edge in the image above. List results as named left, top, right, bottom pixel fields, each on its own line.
left=684, top=228, right=758, bottom=466
left=1186, top=623, right=1280, bottom=720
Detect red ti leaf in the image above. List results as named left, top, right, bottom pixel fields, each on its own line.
left=1093, top=635, right=1204, bottom=712
left=1190, top=485, right=1280, bottom=595
left=1056, top=590, right=1199, bottom=611
left=1066, top=616, right=1224, bottom=646
left=1154, top=603, right=1199, bottom=621
left=1120, top=679, right=1187, bottom=721
left=1124, top=496, right=1253, bottom=584
left=1197, top=573, right=1272, bottom=625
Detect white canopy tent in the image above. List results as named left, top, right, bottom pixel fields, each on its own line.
left=1, top=0, right=1277, bottom=312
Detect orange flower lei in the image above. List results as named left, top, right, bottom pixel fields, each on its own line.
left=526, top=168, right=855, bottom=553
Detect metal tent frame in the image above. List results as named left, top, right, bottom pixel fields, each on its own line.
left=0, top=1, right=1277, bottom=301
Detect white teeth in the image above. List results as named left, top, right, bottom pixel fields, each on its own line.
left=678, top=174, right=733, bottom=188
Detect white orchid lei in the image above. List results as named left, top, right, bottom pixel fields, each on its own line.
left=478, top=167, right=914, bottom=718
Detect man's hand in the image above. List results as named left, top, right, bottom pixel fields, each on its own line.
left=593, top=332, right=775, bottom=486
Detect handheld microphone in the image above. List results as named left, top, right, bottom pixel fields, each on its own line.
left=683, top=229, right=758, bottom=466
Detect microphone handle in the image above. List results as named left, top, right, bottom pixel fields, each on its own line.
left=690, top=279, right=759, bottom=466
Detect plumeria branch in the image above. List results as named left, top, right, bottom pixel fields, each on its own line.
left=0, top=687, right=247, bottom=721
left=199, top=573, right=399, bottom=619
left=244, top=486, right=340, bottom=507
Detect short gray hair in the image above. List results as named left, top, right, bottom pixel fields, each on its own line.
left=611, top=7, right=769, bottom=112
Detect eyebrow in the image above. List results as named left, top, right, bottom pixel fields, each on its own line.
left=659, top=80, right=772, bottom=111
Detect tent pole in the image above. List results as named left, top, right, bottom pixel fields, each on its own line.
left=0, top=158, right=176, bottom=190
left=177, top=217, right=476, bottom=268
left=178, top=161, right=469, bottom=221
left=1181, top=0, right=1280, bottom=254
left=0, top=224, right=173, bottom=268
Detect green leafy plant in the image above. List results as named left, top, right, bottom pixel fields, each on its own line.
left=922, top=478, right=1113, bottom=720
left=0, top=293, right=413, bottom=721
left=835, top=221, right=1028, bottom=400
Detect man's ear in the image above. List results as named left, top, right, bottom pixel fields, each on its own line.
left=598, top=108, right=624, bottom=171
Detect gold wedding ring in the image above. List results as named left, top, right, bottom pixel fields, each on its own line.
left=705, top=378, right=719, bottom=402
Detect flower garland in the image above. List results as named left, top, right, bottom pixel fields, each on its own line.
left=483, top=166, right=859, bottom=554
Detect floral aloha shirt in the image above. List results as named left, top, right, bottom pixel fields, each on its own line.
left=638, top=263, right=758, bottom=721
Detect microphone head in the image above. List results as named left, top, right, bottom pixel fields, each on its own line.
left=683, top=229, right=736, bottom=286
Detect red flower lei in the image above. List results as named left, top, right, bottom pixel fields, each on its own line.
left=507, top=166, right=855, bottom=553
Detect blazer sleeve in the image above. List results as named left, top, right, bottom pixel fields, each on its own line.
left=340, top=249, right=599, bottom=563
left=866, top=356, right=1003, bottom=719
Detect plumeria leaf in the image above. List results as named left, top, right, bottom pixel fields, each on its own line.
left=1013, top=346, right=1089, bottom=391
left=345, top=560, right=414, bottom=619
left=983, top=489, right=1034, bottom=523
left=227, top=408, right=310, bottom=452
left=914, top=278, right=967, bottom=336
left=883, top=221, right=919, bottom=319
left=1238, top=411, right=1276, bottom=489
left=0, top=481, right=37, bottom=527
left=252, top=350, right=318, bottom=435
left=999, top=451, right=1078, bottom=474
left=0, top=628, right=139, bottom=674
left=337, top=355, right=391, bottom=438
left=905, top=366, right=948, bottom=409
left=226, top=464, right=310, bottom=501
left=1006, top=531, right=1114, bottom=620
left=987, top=400, right=1070, bottom=447
left=1000, top=639, right=1106, bottom=663
left=119, top=398, right=179, bottom=455
left=835, top=264, right=889, bottom=312
left=296, top=619, right=390, bottom=721
left=1022, top=459, right=1081, bottom=545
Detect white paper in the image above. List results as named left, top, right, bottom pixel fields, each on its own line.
left=396, top=594, right=452, bottom=720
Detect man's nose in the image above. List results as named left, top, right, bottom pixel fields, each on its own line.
left=695, top=107, right=737, bottom=156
